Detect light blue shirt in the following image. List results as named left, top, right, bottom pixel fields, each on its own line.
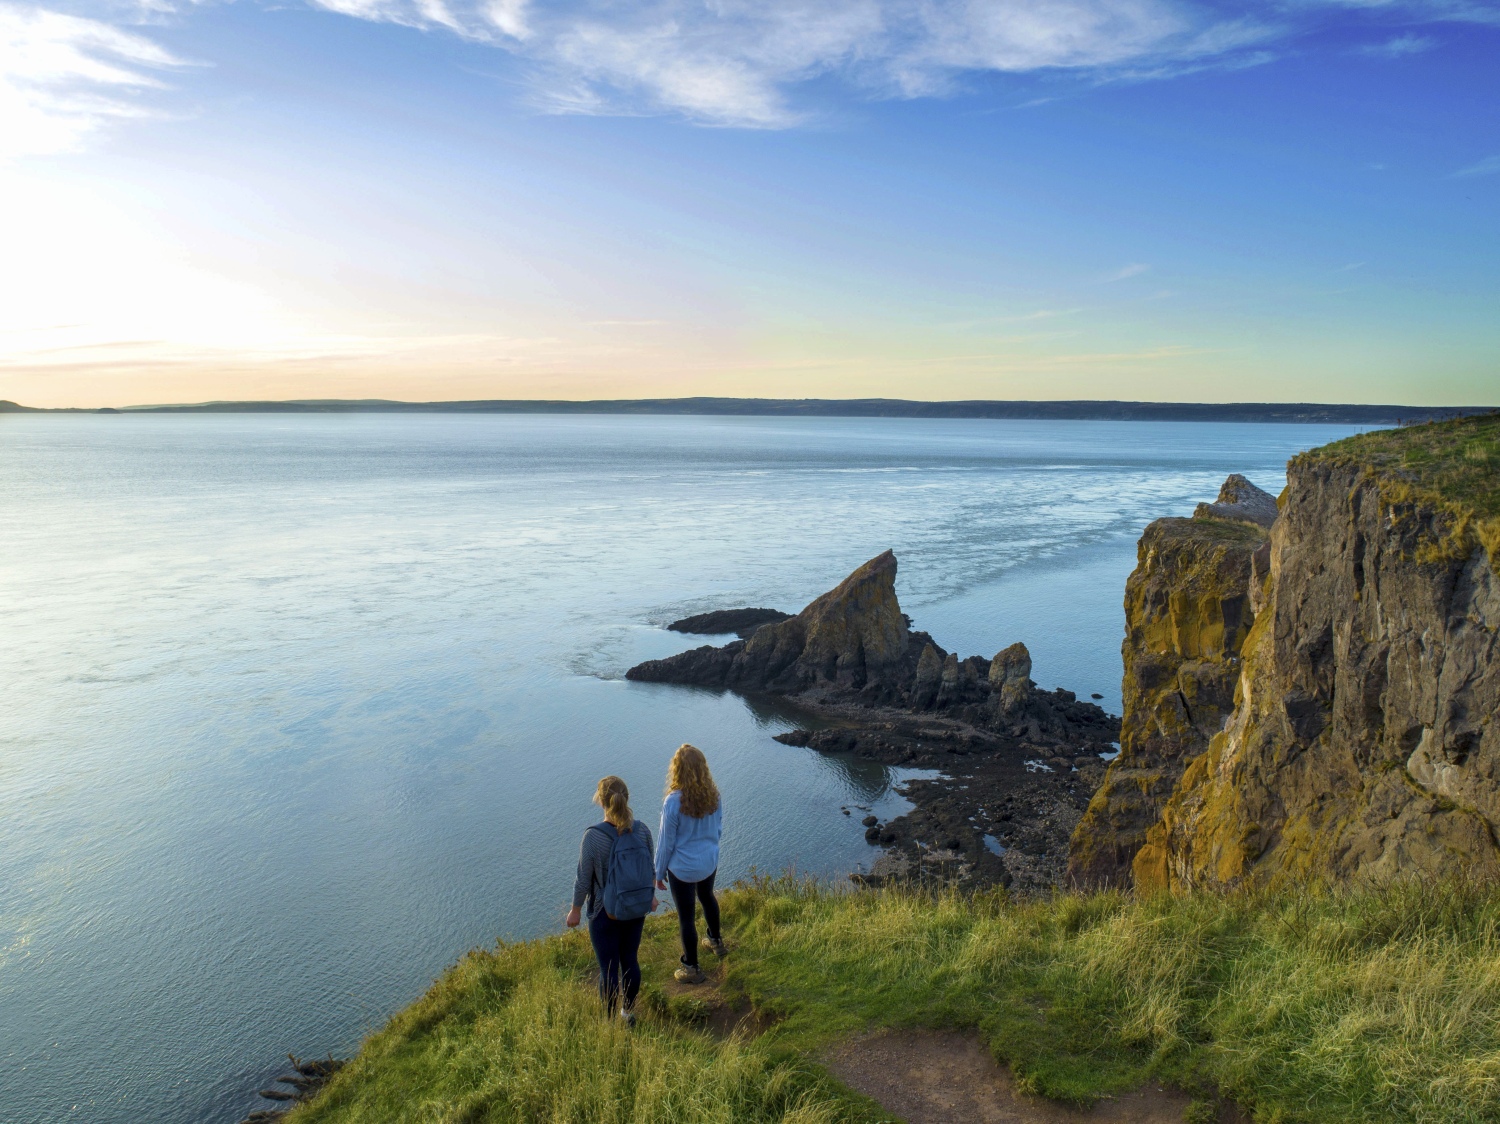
left=655, top=790, right=723, bottom=883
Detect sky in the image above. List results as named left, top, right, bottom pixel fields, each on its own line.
left=1, top=0, right=1497, bottom=408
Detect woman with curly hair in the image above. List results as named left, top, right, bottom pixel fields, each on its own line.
left=654, top=744, right=724, bottom=983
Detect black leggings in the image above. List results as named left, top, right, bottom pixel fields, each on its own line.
left=588, top=909, right=645, bottom=1014
left=667, top=869, right=720, bottom=967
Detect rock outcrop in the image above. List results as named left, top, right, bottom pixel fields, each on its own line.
left=629, top=550, right=1116, bottom=741
left=1193, top=473, right=1279, bottom=528
left=629, top=550, right=914, bottom=697
left=1068, top=494, right=1269, bottom=888
left=1073, top=416, right=1500, bottom=892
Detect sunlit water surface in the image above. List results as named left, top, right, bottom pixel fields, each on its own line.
left=0, top=414, right=1362, bottom=1123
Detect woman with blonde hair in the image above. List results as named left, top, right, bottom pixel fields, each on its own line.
left=654, top=744, right=724, bottom=984
left=566, top=775, right=657, bottom=1026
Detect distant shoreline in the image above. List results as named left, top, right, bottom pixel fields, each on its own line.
left=1, top=397, right=1489, bottom=425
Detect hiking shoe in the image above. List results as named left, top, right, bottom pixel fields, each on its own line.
left=619, top=1007, right=637, bottom=1029
left=674, top=963, right=707, bottom=984
left=702, top=936, right=726, bottom=956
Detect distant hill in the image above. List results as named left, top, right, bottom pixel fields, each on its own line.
left=3, top=397, right=1491, bottom=423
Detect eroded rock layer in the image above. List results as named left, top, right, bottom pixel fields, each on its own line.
left=1067, top=511, right=1267, bottom=888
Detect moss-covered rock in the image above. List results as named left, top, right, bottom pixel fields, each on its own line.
left=1067, top=507, right=1266, bottom=889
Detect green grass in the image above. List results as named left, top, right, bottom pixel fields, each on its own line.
left=1301, top=413, right=1500, bottom=521
left=290, top=878, right=1500, bottom=1124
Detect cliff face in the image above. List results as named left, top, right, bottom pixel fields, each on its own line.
left=1112, top=417, right=1500, bottom=891
left=1067, top=504, right=1268, bottom=888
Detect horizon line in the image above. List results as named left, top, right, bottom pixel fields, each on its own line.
left=1, top=396, right=1492, bottom=424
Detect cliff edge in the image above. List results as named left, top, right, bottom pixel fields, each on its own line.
left=1073, top=414, right=1500, bottom=891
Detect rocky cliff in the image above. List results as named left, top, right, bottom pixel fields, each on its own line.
left=1067, top=484, right=1272, bottom=888
left=1073, top=415, right=1500, bottom=891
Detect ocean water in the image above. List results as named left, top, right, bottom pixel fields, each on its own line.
left=0, top=413, right=1363, bottom=1124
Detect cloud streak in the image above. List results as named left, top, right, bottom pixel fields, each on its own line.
left=0, top=3, right=185, bottom=157
left=287, top=0, right=1287, bottom=126
left=1452, top=154, right=1500, bottom=178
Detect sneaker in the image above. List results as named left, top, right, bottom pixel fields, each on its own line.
left=673, top=963, right=707, bottom=984
left=619, top=1007, right=637, bottom=1029
left=702, top=936, right=726, bottom=956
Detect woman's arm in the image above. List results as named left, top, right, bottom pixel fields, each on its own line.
left=655, top=795, right=678, bottom=888
left=569, top=828, right=604, bottom=926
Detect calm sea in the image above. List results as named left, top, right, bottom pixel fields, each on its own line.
left=0, top=414, right=1362, bottom=1123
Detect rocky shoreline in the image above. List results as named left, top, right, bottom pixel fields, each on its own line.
left=775, top=703, right=1115, bottom=892
left=628, top=549, right=1121, bottom=892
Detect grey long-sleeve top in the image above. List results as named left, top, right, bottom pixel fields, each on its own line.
left=572, top=820, right=654, bottom=920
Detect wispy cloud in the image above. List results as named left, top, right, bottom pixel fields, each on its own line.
left=311, top=0, right=1287, bottom=127
left=7, top=0, right=1500, bottom=141
left=1358, top=33, right=1437, bottom=55
left=1099, top=262, right=1150, bottom=283
left=0, top=4, right=185, bottom=158
left=1452, top=154, right=1500, bottom=178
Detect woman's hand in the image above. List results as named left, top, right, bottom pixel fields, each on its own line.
left=650, top=896, right=659, bottom=913
left=655, top=879, right=668, bottom=891
left=565, top=905, right=581, bottom=929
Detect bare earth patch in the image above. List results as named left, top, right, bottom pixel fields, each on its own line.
left=825, top=1030, right=1208, bottom=1123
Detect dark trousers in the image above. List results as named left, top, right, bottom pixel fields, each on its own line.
left=667, top=868, right=720, bottom=967
left=588, top=908, right=645, bottom=1014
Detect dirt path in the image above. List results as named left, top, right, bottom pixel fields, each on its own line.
left=824, top=1030, right=1214, bottom=1124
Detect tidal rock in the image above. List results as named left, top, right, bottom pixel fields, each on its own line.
left=667, top=607, right=791, bottom=638
left=988, top=642, right=1032, bottom=716
left=628, top=551, right=910, bottom=695
left=1193, top=473, right=1279, bottom=528
left=911, top=643, right=944, bottom=708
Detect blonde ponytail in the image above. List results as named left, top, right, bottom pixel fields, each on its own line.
left=593, top=775, right=634, bottom=831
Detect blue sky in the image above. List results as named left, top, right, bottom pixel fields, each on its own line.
left=1, top=0, right=1497, bottom=406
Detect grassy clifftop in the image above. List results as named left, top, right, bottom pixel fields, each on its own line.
left=1301, top=413, right=1500, bottom=522
left=287, top=878, right=1500, bottom=1124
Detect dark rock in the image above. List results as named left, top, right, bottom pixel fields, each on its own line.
left=1194, top=473, right=1279, bottom=528
left=988, top=642, right=1031, bottom=716
left=667, top=607, right=791, bottom=638
left=1091, top=693, right=1103, bottom=699
left=628, top=551, right=910, bottom=694
left=861, top=815, right=878, bottom=827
